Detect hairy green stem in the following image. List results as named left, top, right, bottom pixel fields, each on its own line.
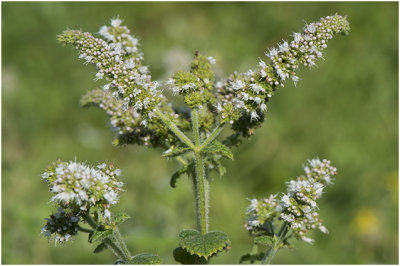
left=155, top=108, right=195, bottom=149
left=200, top=123, right=226, bottom=150
left=81, top=212, right=130, bottom=262
left=193, top=152, right=209, bottom=234
left=114, top=226, right=132, bottom=260
left=261, top=222, right=289, bottom=264
left=192, top=109, right=201, bottom=147
left=192, top=109, right=209, bottom=234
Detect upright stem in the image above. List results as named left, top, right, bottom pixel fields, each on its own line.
left=192, top=109, right=209, bottom=234
left=261, top=222, right=289, bottom=264
left=193, top=152, right=209, bottom=234
left=156, top=107, right=214, bottom=235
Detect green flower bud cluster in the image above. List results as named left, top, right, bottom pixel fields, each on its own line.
left=244, top=158, right=337, bottom=244
left=41, top=208, right=80, bottom=244
left=167, top=53, right=217, bottom=109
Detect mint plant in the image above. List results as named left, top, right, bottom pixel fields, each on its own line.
left=41, top=14, right=349, bottom=264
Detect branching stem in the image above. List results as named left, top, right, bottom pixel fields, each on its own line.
left=156, top=107, right=215, bottom=235
left=81, top=212, right=131, bottom=263
left=261, top=221, right=289, bottom=264
left=200, top=123, right=226, bottom=150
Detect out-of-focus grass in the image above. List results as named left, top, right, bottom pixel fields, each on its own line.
left=2, top=2, right=398, bottom=264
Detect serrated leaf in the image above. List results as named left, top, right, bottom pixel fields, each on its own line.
left=209, top=157, right=226, bottom=177
left=93, top=242, right=107, bottom=253
left=88, top=232, right=93, bottom=243
left=91, top=229, right=113, bottom=243
left=114, top=254, right=162, bottom=265
left=170, top=162, right=194, bottom=188
left=254, top=235, right=274, bottom=246
left=170, top=163, right=191, bottom=188
left=178, top=229, right=230, bottom=259
left=173, top=247, right=207, bottom=264
left=203, top=141, right=233, bottom=160
left=238, top=252, right=266, bottom=264
left=162, top=146, right=191, bottom=158
left=113, top=213, right=130, bottom=226
left=131, top=253, right=162, bottom=264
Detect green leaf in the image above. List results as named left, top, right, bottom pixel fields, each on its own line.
left=114, top=254, right=162, bottom=265
left=162, top=146, right=191, bottom=158
left=114, top=259, right=126, bottom=265
left=203, top=141, right=233, bottom=160
left=238, top=252, right=266, bottom=264
left=170, top=162, right=194, bottom=188
left=131, top=253, right=162, bottom=264
left=208, top=157, right=226, bottom=177
left=90, top=229, right=113, bottom=243
left=173, top=247, right=207, bottom=264
left=113, top=213, right=130, bottom=226
left=178, top=229, right=230, bottom=259
left=93, top=242, right=107, bottom=253
left=254, top=235, right=275, bottom=246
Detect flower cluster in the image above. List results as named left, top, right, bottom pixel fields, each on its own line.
left=59, top=18, right=184, bottom=147
left=41, top=160, right=125, bottom=244
left=58, top=18, right=160, bottom=113
left=42, top=160, right=124, bottom=211
left=279, top=158, right=337, bottom=243
left=244, top=158, right=337, bottom=244
left=218, top=14, right=350, bottom=145
left=59, top=15, right=349, bottom=150
left=41, top=208, right=80, bottom=244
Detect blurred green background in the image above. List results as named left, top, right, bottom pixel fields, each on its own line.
left=2, top=2, right=398, bottom=264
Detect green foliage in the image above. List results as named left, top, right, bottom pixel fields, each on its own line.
left=114, top=254, right=162, bottom=265
left=93, top=242, right=108, bottom=253
left=208, top=157, right=227, bottom=177
left=239, top=252, right=266, bottom=264
left=203, top=140, right=234, bottom=160
left=178, top=229, right=230, bottom=259
left=173, top=247, right=208, bottom=264
left=170, top=162, right=194, bottom=188
left=89, top=227, right=113, bottom=243
left=113, top=213, right=130, bottom=227
left=162, top=146, right=191, bottom=158
left=131, top=253, right=162, bottom=264
left=253, top=235, right=275, bottom=246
